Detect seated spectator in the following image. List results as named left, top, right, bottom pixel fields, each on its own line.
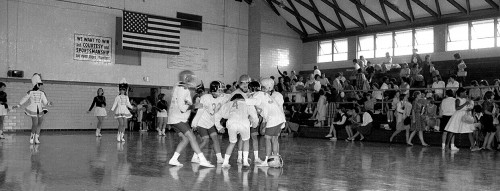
left=362, top=93, right=376, bottom=114
left=400, top=63, right=411, bottom=79
left=410, top=63, right=422, bottom=86
left=352, top=59, right=361, bottom=71
left=372, top=83, right=383, bottom=102
left=425, top=97, right=439, bottom=131
left=446, top=75, right=460, bottom=93
left=400, top=77, right=410, bottom=96
left=469, top=80, right=481, bottom=101
left=358, top=56, right=367, bottom=71
left=325, top=107, right=347, bottom=141
left=431, top=75, right=445, bottom=100
left=493, top=79, right=500, bottom=100
left=355, top=69, right=368, bottom=91
left=343, top=80, right=357, bottom=102
left=295, top=77, right=305, bottom=103
left=348, top=107, right=373, bottom=141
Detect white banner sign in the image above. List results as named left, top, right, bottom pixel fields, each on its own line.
left=74, top=34, right=112, bottom=63
left=167, top=46, right=208, bottom=71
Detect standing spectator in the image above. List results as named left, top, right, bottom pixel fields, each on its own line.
left=311, top=89, right=327, bottom=127
left=481, top=91, right=497, bottom=150
left=332, top=73, right=343, bottom=102
left=382, top=52, right=392, bottom=73
left=319, top=73, right=330, bottom=86
left=305, top=74, right=316, bottom=113
left=446, top=75, right=460, bottom=93
left=339, top=72, right=346, bottom=84
left=313, top=66, right=321, bottom=77
left=408, top=91, right=429, bottom=146
left=390, top=93, right=412, bottom=143
left=276, top=77, right=286, bottom=93
left=277, top=66, right=291, bottom=87
left=493, top=79, right=500, bottom=100
left=410, top=63, right=422, bottom=86
left=440, top=90, right=456, bottom=149
left=400, top=77, right=410, bottom=96
left=313, top=75, right=322, bottom=101
left=355, top=69, right=367, bottom=91
left=290, top=70, right=298, bottom=81
left=421, top=55, right=432, bottom=85
left=352, top=59, right=360, bottom=71
left=380, top=77, right=390, bottom=99
left=455, top=53, right=467, bottom=82
left=444, top=87, right=474, bottom=151
left=431, top=75, right=445, bottom=100
left=410, top=48, right=422, bottom=66
left=358, top=56, right=367, bottom=72
left=365, top=61, right=375, bottom=82
left=479, top=80, right=492, bottom=99
left=469, top=80, right=481, bottom=101
left=344, top=80, right=357, bottom=103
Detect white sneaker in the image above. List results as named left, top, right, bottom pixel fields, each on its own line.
left=237, top=158, right=242, bottom=164
left=221, top=163, right=231, bottom=168
left=256, top=161, right=269, bottom=167
left=325, top=134, right=332, bottom=138
left=191, top=155, right=200, bottom=163
left=34, top=134, right=40, bottom=144
left=254, top=158, right=264, bottom=164
left=199, top=161, right=215, bottom=168
left=121, top=136, right=125, bottom=142
left=169, top=159, right=184, bottom=166
left=243, top=162, right=250, bottom=167
left=29, top=133, right=34, bottom=144
left=330, top=137, right=337, bottom=141
left=117, top=133, right=121, bottom=142
left=451, top=146, right=460, bottom=151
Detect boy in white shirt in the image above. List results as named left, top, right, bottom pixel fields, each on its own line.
left=190, top=81, right=226, bottom=164
left=215, top=94, right=259, bottom=167
left=167, top=71, right=214, bottom=168
left=246, top=78, right=286, bottom=167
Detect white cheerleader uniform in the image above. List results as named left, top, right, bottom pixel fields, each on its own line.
left=111, top=95, right=133, bottom=119
left=444, top=98, right=474, bottom=134
left=19, top=90, right=48, bottom=117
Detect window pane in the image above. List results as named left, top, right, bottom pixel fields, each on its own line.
left=497, top=19, right=500, bottom=47
left=318, top=40, right=332, bottom=62
left=357, top=35, right=374, bottom=58
left=376, top=32, right=393, bottom=58
left=415, top=27, right=434, bottom=54
left=471, top=19, right=494, bottom=49
left=394, top=30, right=413, bottom=56
left=447, top=23, right=469, bottom=51
left=333, top=39, right=348, bottom=61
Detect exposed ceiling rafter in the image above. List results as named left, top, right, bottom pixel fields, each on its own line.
left=286, top=0, right=308, bottom=34
left=269, top=0, right=323, bottom=33
left=466, top=0, right=471, bottom=14
left=354, top=0, right=367, bottom=27
left=308, top=0, right=326, bottom=32
left=379, top=0, right=390, bottom=25
left=292, top=0, right=343, bottom=31
left=484, top=0, right=499, bottom=10
left=406, top=0, right=415, bottom=21
left=349, top=0, right=387, bottom=25
left=411, top=0, right=438, bottom=18
left=318, top=0, right=364, bottom=28
left=286, top=22, right=307, bottom=37
left=331, top=0, right=346, bottom=31
left=435, top=0, right=442, bottom=17
left=446, top=0, right=467, bottom=14
left=266, top=0, right=281, bottom=15
left=381, top=0, right=412, bottom=21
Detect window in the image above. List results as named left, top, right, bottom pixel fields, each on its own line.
left=414, top=27, right=434, bottom=54
left=471, top=19, right=494, bottom=49
left=333, top=39, right=348, bottom=61
left=394, top=30, right=413, bottom=56
left=497, top=19, right=500, bottom=47
left=357, top=35, right=374, bottom=59
left=447, top=23, right=469, bottom=51
left=375, top=32, right=393, bottom=58
left=317, top=40, right=332, bottom=63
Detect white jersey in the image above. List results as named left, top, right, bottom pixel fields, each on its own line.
left=167, top=83, right=192, bottom=124
left=215, top=100, right=258, bottom=131
left=191, top=94, right=217, bottom=129
left=246, top=91, right=286, bottom=128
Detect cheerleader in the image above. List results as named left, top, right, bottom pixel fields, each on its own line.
left=0, top=82, right=8, bottom=139
left=156, top=93, right=168, bottom=136
left=111, top=78, right=133, bottom=142
left=13, top=73, right=52, bottom=144
left=87, top=88, right=107, bottom=137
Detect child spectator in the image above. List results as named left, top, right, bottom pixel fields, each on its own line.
left=425, top=97, right=439, bottom=131
left=325, top=108, right=347, bottom=141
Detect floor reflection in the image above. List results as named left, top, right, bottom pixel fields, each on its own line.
left=0, top=132, right=499, bottom=190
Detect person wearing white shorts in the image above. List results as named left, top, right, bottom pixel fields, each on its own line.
left=156, top=93, right=169, bottom=136
left=87, top=88, right=107, bottom=137
left=215, top=94, right=259, bottom=167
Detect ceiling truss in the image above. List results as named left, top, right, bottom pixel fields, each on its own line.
left=264, top=0, right=500, bottom=42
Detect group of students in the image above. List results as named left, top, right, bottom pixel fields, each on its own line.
left=87, top=71, right=287, bottom=168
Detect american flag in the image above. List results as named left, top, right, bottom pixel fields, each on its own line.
left=122, top=11, right=181, bottom=55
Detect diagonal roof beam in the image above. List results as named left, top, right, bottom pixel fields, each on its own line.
left=435, top=0, right=441, bottom=17
left=350, top=0, right=387, bottom=25
left=484, top=0, right=499, bottom=10
left=382, top=0, right=412, bottom=21
left=307, top=0, right=326, bottom=32
left=411, top=0, right=438, bottom=18
left=331, top=0, right=346, bottom=30
left=286, top=22, right=307, bottom=37
left=270, top=0, right=323, bottom=33
left=266, top=0, right=281, bottom=15
left=286, top=0, right=308, bottom=34
left=354, top=0, right=367, bottom=27
left=319, top=0, right=364, bottom=28
left=379, top=0, right=390, bottom=24
left=293, top=0, right=343, bottom=31
left=446, top=0, right=467, bottom=14
left=466, top=0, right=471, bottom=14
left=406, top=0, right=415, bottom=21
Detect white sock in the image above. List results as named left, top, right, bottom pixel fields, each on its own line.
left=193, top=152, right=198, bottom=158
left=223, top=154, right=231, bottom=165
left=253, top=151, right=259, bottom=160
left=216, top=153, right=222, bottom=160
left=451, top=144, right=456, bottom=148
left=172, top=152, right=180, bottom=161
left=263, top=156, right=268, bottom=163
left=243, top=151, right=249, bottom=164
left=237, top=151, right=242, bottom=159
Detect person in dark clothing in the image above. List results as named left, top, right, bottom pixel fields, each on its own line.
left=156, top=93, right=169, bottom=136
left=87, top=88, right=107, bottom=137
